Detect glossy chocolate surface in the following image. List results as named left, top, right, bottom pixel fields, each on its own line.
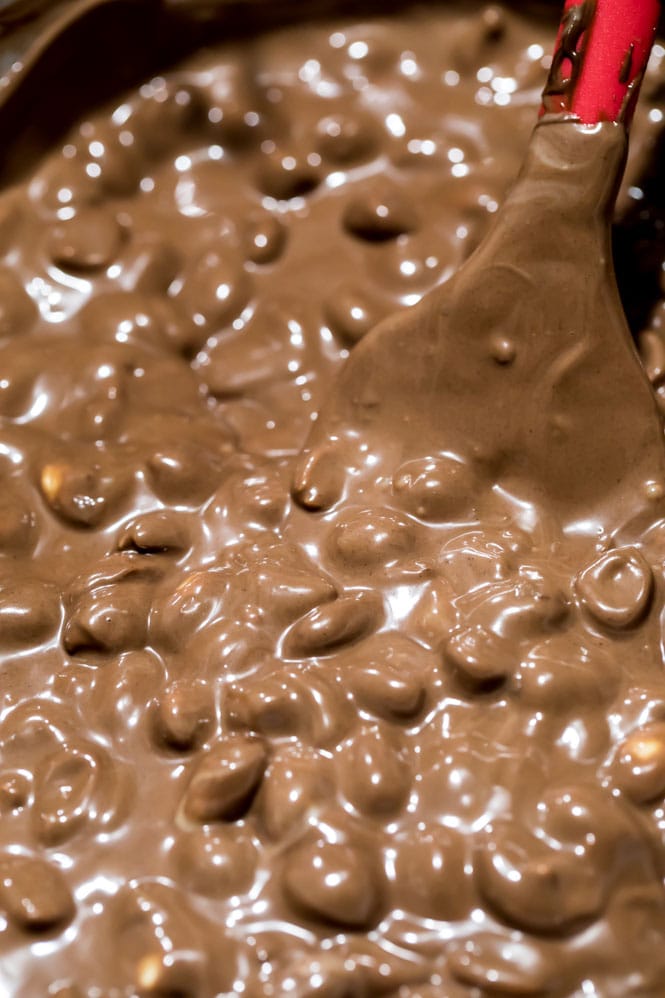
left=3, top=3, right=665, bottom=995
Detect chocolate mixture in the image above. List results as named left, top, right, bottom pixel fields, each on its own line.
left=3, top=3, right=665, bottom=995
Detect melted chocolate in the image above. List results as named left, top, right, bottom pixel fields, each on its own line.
left=542, top=0, right=594, bottom=112
left=1, top=3, right=665, bottom=996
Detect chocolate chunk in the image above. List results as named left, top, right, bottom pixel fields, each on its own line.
left=172, top=245, right=253, bottom=342
left=182, top=734, right=268, bottom=823
left=282, top=590, right=384, bottom=659
left=343, top=185, right=419, bottom=242
left=326, top=505, right=417, bottom=572
left=338, top=723, right=411, bottom=817
left=610, top=723, right=665, bottom=803
left=256, top=747, right=332, bottom=840
left=257, top=148, right=321, bottom=200
left=282, top=833, right=386, bottom=928
left=316, top=111, right=380, bottom=166
left=172, top=824, right=257, bottom=898
left=244, top=211, right=288, bottom=265
left=155, top=679, right=215, bottom=751
left=474, top=817, right=608, bottom=934
left=392, top=454, right=478, bottom=521
left=444, top=623, right=514, bottom=690
left=323, top=283, right=388, bottom=344
left=576, top=547, right=654, bottom=630
left=46, top=207, right=125, bottom=272
left=0, top=575, right=60, bottom=650
left=0, top=853, right=74, bottom=931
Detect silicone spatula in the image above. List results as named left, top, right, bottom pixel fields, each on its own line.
left=293, top=0, right=665, bottom=538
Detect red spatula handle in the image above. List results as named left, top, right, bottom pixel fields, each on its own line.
left=541, top=0, right=660, bottom=124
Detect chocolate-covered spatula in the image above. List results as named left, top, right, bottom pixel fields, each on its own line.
left=293, top=0, right=665, bottom=536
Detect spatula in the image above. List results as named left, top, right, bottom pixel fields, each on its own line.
left=293, top=0, right=665, bottom=539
